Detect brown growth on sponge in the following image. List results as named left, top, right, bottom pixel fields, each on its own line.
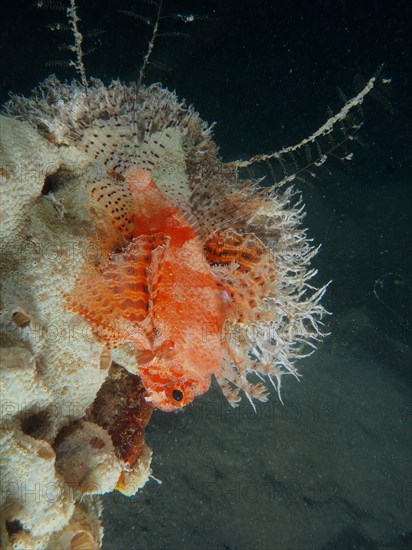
left=12, top=311, right=31, bottom=328
left=87, top=363, right=153, bottom=466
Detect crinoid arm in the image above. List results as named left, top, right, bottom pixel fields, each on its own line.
left=227, top=66, right=387, bottom=189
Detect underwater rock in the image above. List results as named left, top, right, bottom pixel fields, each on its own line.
left=46, top=500, right=103, bottom=550
left=0, top=111, right=154, bottom=546
left=54, top=421, right=123, bottom=497
left=0, top=427, right=74, bottom=544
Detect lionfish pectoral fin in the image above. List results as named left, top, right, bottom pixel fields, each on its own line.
left=204, top=228, right=271, bottom=273
left=65, top=234, right=166, bottom=348
left=206, top=228, right=276, bottom=323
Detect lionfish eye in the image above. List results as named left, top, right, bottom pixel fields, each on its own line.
left=172, top=389, right=183, bottom=402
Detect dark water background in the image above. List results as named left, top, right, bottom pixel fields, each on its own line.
left=1, top=1, right=411, bottom=548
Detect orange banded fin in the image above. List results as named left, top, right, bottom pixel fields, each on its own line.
left=205, top=229, right=268, bottom=273
left=209, top=230, right=276, bottom=323
left=65, top=233, right=168, bottom=347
